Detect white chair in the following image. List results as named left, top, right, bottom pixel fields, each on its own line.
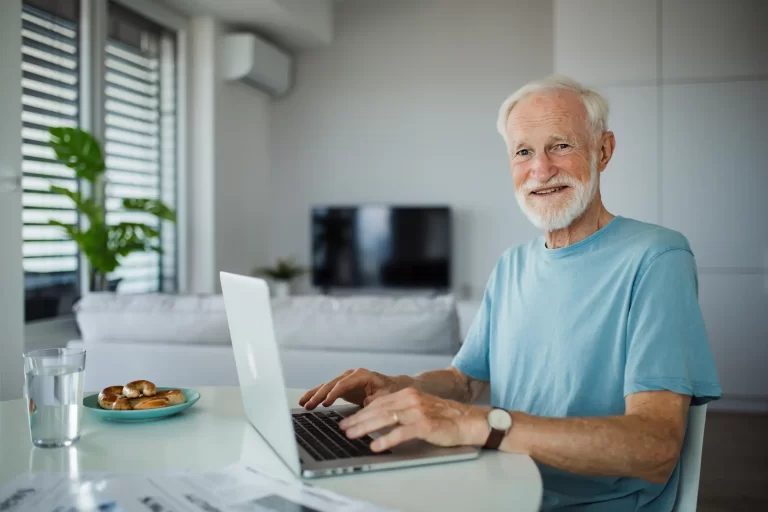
left=672, top=405, right=708, bottom=512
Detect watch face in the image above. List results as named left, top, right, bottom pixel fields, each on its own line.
left=488, top=409, right=512, bottom=430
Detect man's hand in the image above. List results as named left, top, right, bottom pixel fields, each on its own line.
left=299, top=368, right=411, bottom=409
left=339, top=388, right=490, bottom=452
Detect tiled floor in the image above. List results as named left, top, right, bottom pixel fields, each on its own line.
left=697, top=412, right=768, bottom=511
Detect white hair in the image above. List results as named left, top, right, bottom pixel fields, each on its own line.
left=496, top=75, right=610, bottom=151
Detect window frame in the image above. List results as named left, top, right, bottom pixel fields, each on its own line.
left=22, top=0, right=188, bottom=323
left=107, top=0, right=188, bottom=295
left=21, top=0, right=83, bottom=323
left=104, top=1, right=180, bottom=293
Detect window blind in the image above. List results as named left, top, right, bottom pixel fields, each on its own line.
left=105, top=2, right=177, bottom=294
left=21, top=0, right=81, bottom=321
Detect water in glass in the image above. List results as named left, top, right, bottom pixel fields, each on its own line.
left=23, top=348, right=86, bottom=448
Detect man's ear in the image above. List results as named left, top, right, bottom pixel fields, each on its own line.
left=598, top=131, right=616, bottom=172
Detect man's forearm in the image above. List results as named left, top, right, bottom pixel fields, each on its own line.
left=400, top=368, right=485, bottom=403
left=494, top=413, right=683, bottom=484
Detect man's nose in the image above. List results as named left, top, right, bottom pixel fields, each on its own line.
left=529, top=153, right=558, bottom=183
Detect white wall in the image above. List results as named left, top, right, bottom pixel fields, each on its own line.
left=187, top=17, right=273, bottom=293
left=554, top=0, right=768, bottom=411
left=215, top=80, right=272, bottom=285
left=0, top=0, right=24, bottom=401
left=274, top=0, right=333, bottom=47
left=269, top=0, right=554, bottom=297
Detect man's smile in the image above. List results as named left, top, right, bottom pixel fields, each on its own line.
left=530, top=185, right=569, bottom=196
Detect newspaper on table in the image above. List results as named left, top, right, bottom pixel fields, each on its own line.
left=0, top=463, right=395, bottom=512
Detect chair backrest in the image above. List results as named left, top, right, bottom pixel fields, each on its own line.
left=672, top=404, right=708, bottom=512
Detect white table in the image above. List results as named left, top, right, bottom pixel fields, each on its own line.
left=0, top=387, right=542, bottom=511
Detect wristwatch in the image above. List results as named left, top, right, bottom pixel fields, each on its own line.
left=483, top=408, right=513, bottom=450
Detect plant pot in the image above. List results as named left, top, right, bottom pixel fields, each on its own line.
left=273, top=281, right=291, bottom=299
left=91, top=272, right=122, bottom=292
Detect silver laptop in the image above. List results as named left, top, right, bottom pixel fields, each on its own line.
left=220, top=271, right=479, bottom=478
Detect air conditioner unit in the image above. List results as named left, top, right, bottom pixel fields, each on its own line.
left=221, top=33, right=294, bottom=98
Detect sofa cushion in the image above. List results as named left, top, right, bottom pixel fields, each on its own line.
left=271, top=295, right=461, bottom=354
left=75, top=293, right=462, bottom=354
left=74, top=293, right=230, bottom=345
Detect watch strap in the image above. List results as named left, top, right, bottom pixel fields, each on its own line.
left=483, top=427, right=505, bottom=450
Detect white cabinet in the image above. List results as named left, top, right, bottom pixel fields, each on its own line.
left=661, top=81, right=767, bottom=270
left=599, top=86, right=659, bottom=223
left=554, top=0, right=658, bottom=84
left=662, top=0, right=768, bottom=80
left=699, top=273, right=768, bottom=398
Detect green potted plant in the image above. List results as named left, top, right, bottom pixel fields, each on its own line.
left=47, top=127, right=176, bottom=292
left=252, top=258, right=307, bottom=298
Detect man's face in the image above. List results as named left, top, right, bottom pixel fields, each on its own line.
left=505, top=91, right=598, bottom=231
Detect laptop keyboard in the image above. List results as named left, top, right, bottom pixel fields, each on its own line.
left=292, top=410, right=391, bottom=461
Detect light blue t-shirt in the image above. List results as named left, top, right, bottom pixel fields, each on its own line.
left=452, top=216, right=721, bottom=511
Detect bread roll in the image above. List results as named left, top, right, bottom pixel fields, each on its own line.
left=123, top=380, right=157, bottom=398
left=156, top=389, right=186, bottom=406
left=129, top=396, right=170, bottom=410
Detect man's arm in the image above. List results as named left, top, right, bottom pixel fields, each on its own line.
left=495, top=391, right=689, bottom=484
left=409, top=367, right=488, bottom=404
left=341, top=389, right=689, bottom=485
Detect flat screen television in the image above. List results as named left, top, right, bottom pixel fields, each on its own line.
left=311, top=206, right=451, bottom=290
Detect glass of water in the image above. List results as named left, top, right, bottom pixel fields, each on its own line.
left=23, top=348, right=86, bottom=448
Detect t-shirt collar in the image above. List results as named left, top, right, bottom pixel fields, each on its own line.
left=539, top=216, right=622, bottom=259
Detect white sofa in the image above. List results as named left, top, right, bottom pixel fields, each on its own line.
left=68, top=293, right=480, bottom=393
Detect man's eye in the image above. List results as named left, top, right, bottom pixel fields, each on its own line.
left=556, top=143, right=570, bottom=150
left=517, top=149, right=530, bottom=156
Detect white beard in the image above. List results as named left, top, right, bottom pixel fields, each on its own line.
left=515, top=156, right=599, bottom=231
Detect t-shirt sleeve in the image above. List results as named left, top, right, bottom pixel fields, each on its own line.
left=451, top=268, right=496, bottom=382
left=625, top=249, right=722, bottom=405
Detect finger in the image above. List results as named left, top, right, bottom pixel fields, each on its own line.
left=307, top=371, right=354, bottom=408
left=341, top=395, right=421, bottom=430
left=322, top=371, right=370, bottom=407
left=370, top=424, right=425, bottom=452
left=363, top=389, right=389, bottom=407
left=362, top=387, right=421, bottom=412
left=303, top=371, right=352, bottom=409
left=299, top=385, right=322, bottom=406
left=303, top=382, right=335, bottom=410
left=345, top=409, right=402, bottom=439
left=339, top=404, right=377, bottom=429
left=340, top=392, right=412, bottom=429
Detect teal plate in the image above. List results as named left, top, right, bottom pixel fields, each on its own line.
left=83, top=387, right=200, bottom=421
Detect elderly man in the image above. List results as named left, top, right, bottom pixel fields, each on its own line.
left=300, top=76, right=721, bottom=511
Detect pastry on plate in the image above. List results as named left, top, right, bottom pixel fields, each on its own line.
left=97, top=381, right=185, bottom=410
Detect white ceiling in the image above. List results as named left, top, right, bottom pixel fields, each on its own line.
left=159, top=0, right=333, bottom=49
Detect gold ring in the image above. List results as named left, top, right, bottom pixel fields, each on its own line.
left=392, top=412, right=399, bottom=424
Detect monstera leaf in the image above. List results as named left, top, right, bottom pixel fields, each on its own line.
left=48, top=127, right=105, bottom=182
left=109, top=222, right=162, bottom=256
left=46, top=126, right=177, bottom=290
left=123, top=198, right=176, bottom=222
left=49, top=186, right=103, bottom=225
